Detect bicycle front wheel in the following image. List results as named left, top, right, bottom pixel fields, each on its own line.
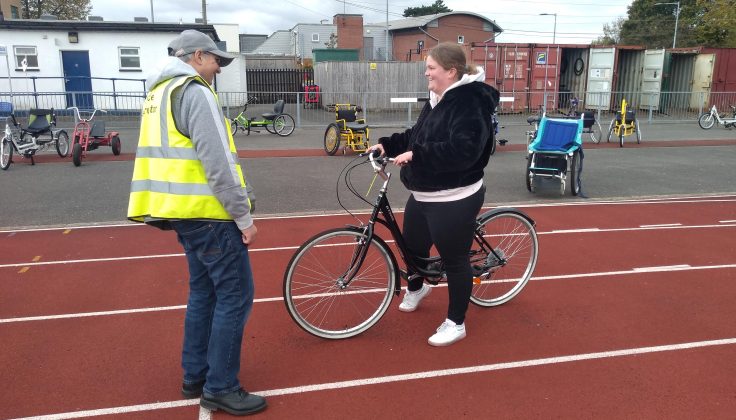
left=698, top=112, right=715, bottom=129
left=1, top=137, right=13, bottom=170
left=55, top=130, right=70, bottom=157
left=470, top=211, right=538, bottom=307
left=283, top=228, right=397, bottom=339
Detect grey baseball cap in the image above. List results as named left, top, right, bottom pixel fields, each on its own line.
left=168, top=29, right=236, bottom=67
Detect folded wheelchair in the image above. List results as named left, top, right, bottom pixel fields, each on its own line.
left=526, top=114, right=584, bottom=196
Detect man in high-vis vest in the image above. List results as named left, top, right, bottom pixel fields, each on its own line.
left=127, top=30, right=266, bottom=416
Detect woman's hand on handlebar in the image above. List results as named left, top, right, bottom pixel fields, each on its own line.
left=366, top=143, right=385, bottom=157
left=393, top=151, right=412, bottom=167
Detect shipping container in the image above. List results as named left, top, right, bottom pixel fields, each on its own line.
left=470, top=43, right=589, bottom=114
left=471, top=43, right=532, bottom=112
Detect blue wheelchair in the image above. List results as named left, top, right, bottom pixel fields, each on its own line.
left=525, top=114, right=585, bottom=196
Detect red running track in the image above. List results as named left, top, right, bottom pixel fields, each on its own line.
left=1, top=195, right=735, bottom=419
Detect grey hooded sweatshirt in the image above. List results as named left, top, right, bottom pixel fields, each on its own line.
left=143, top=57, right=254, bottom=230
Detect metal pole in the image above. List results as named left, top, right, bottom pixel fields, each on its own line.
left=385, top=0, right=389, bottom=61
left=553, top=14, right=557, bottom=44
left=202, top=0, right=207, bottom=24
left=150, top=0, right=154, bottom=23
left=673, top=2, right=680, bottom=48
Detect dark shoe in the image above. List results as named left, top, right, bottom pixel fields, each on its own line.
left=181, top=380, right=205, bottom=399
left=200, top=388, right=267, bottom=416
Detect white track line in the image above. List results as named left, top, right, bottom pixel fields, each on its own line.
left=1, top=194, right=735, bottom=234
left=2, top=263, right=735, bottom=324
left=2, top=223, right=735, bottom=270
left=11, top=337, right=736, bottom=420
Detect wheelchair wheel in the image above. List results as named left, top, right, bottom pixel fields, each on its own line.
left=590, top=120, right=602, bottom=144
left=635, top=120, right=642, bottom=144
left=525, top=154, right=534, bottom=192
left=618, top=125, right=624, bottom=148
left=324, top=123, right=340, bottom=155
left=489, top=137, right=497, bottom=155
left=274, top=114, right=295, bottom=137
left=570, top=150, right=582, bottom=196
left=55, top=130, right=70, bottom=157
left=607, top=120, right=615, bottom=142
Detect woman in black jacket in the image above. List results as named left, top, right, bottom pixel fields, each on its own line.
left=369, top=42, right=499, bottom=346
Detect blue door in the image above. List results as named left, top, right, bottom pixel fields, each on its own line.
left=61, top=51, right=93, bottom=109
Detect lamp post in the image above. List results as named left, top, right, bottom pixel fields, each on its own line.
left=539, top=13, right=557, bottom=44
left=655, top=1, right=681, bottom=48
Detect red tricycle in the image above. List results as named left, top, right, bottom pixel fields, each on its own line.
left=67, top=107, right=121, bottom=166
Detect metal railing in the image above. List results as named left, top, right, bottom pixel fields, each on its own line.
left=1, top=89, right=734, bottom=129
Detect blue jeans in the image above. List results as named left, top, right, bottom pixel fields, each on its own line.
left=172, top=220, right=255, bottom=396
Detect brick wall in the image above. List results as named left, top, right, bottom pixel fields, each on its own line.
left=334, top=14, right=364, bottom=59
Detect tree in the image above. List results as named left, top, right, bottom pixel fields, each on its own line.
left=22, top=0, right=92, bottom=20
left=403, top=0, right=452, bottom=17
left=593, top=17, right=625, bottom=45
left=603, top=0, right=736, bottom=49
left=324, top=33, right=338, bottom=49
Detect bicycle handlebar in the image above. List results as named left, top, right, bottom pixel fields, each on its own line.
left=67, top=106, right=107, bottom=122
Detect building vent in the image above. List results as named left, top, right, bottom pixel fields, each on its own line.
left=40, top=14, right=57, bottom=20
left=134, top=17, right=148, bottom=22
left=88, top=16, right=104, bottom=21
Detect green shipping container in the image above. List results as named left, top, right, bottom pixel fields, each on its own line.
left=313, top=49, right=360, bottom=62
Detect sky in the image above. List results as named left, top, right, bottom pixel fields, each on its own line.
left=89, top=0, right=635, bottom=45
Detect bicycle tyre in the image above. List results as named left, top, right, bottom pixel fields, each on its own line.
left=72, top=142, right=82, bottom=167
left=619, top=125, right=624, bottom=148
left=229, top=119, right=239, bottom=136
left=1, top=137, right=13, bottom=170
left=635, top=120, right=641, bottom=144
left=590, top=120, right=602, bottom=144
left=283, top=227, right=397, bottom=339
left=274, top=114, right=295, bottom=137
left=324, top=123, right=340, bottom=155
left=111, top=135, right=121, bottom=156
left=55, top=130, right=70, bottom=157
left=525, top=154, right=533, bottom=192
left=265, top=121, right=276, bottom=134
left=469, top=210, right=538, bottom=307
left=698, top=113, right=715, bottom=129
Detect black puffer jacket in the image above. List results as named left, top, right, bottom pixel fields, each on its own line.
left=379, top=81, right=500, bottom=192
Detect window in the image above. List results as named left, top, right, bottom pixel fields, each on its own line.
left=457, top=35, right=465, bottom=44
left=119, top=47, right=141, bottom=70
left=10, top=5, right=20, bottom=18
left=13, top=46, right=39, bottom=70
left=311, top=33, right=319, bottom=42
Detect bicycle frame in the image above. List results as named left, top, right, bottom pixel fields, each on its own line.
left=339, top=155, right=503, bottom=291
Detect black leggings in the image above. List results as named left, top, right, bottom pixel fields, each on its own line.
left=403, top=186, right=485, bottom=324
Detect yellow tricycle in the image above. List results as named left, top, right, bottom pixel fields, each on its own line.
left=606, top=99, right=642, bottom=147
left=323, top=104, right=370, bottom=155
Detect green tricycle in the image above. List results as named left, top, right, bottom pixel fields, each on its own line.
left=229, top=96, right=295, bottom=137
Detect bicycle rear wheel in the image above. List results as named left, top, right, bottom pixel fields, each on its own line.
left=469, top=211, right=538, bottom=307
left=283, top=227, right=397, bottom=339
left=274, top=114, right=295, bottom=136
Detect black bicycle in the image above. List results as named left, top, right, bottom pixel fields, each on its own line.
left=283, top=152, right=539, bottom=339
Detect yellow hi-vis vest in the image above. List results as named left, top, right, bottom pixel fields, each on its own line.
left=127, top=75, right=248, bottom=223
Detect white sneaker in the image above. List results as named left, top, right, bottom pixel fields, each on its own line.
left=398, top=284, right=432, bottom=312
left=428, top=319, right=466, bottom=346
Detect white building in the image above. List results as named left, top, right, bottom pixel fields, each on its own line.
left=0, top=18, right=242, bottom=110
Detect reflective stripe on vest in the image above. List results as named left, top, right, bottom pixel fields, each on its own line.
left=127, top=75, right=247, bottom=222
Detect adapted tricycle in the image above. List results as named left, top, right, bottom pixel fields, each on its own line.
left=0, top=102, right=70, bottom=169
left=229, top=96, right=295, bottom=137
left=323, top=104, right=370, bottom=155
left=526, top=113, right=585, bottom=196
left=607, top=99, right=641, bottom=147
left=68, top=107, right=121, bottom=167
